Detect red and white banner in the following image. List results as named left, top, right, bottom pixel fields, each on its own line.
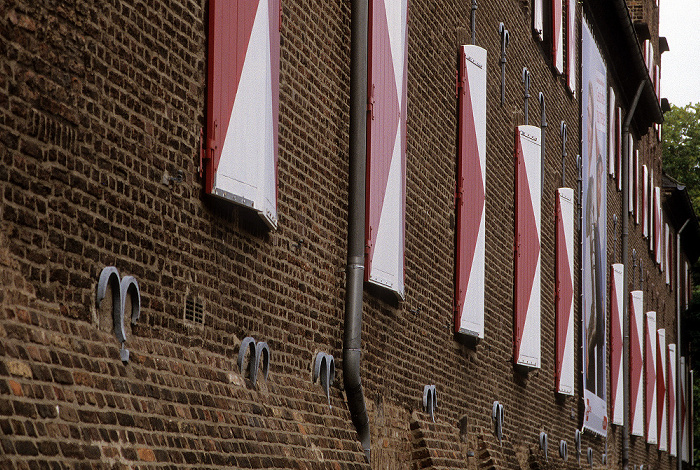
left=657, top=328, right=668, bottom=451
left=646, top=311, right=657, bottom=444
left=610, top=263, right=625, bottom=425
left=365, top=0, right=408, bottom=298
left=669, top=343, right=678, bottom=456
left=514, top=125, right=542, bottom=370
left=681, top=356, right=689, bottom=462
left=206, top=0, right=280, bottom=228
left=556, top=188, right=575, bottom=394
left=630, top=290, right=645, bottom=437
left=455, top=44, right=487, bottom=338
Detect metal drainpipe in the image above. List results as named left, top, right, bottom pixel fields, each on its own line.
left=621, top=81, right=645, bottom=470
left=677, top=218, right=690, bottom=470
left=344, top=0, right=371, bottom=463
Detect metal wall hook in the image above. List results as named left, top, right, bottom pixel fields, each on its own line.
left=96, top=266, right=141, bottom=363
left=492, top=401, right=504, bottom=443
left=313, top=352, right=336, bottom=406
left=587, top=447, right=593, bottom=467
left=632, top=249, right=638, bottom=287
left=498, top=23, right=510, bottom=105
left=423, top=385, right=437, bottom=421
left=522, top=68, right=531, bottom=124
left=601, top=442, right=607, bottom=465
left=238, top=337, right=271, bottom=388
left=539, top=432, right=548, bottom=461
left=539, top=92, right=546, bottom=193
left=471, top=0, right=478, bottom=45
left=575, top=429, right=582, bottom=464
left=559, top=440, right=568, bottom=461
left=560, top=121, right=567, bottom=187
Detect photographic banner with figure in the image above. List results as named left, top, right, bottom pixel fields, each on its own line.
left=581, top=17, right=608, bottom=437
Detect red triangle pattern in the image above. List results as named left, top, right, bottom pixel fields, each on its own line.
left=609, top=268, right=622, bottom=406
left=668, top=356, right=676, bottom=446
left=657, top=339, right=666, bottom=437
left=645, top=320, right=655, bottom=433
left=514, top=132, right=541, bottom=360
left=555, top=195, right=573, bottom=385
left=456, top=50, right=485, bottom=314
left=366, top=0, right=401, bottom=271
left=630, top=298, right=643, bottom=428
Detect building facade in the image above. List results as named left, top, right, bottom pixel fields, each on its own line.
left=0, top=0, right=697, bottom=468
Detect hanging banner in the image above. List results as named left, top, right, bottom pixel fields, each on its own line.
left=581, top=18, right=608, bottom=437
left=610, top=263, right=624, bottom=425
left=657, top=328, right=668, bottom=451
left=630, top=290, right=645, bottom=437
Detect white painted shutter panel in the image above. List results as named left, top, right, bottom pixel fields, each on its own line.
left=608, top=88, right=616, bottom=177
left=454, top=45, right=487, bottom=337
left=655, top=187, right=662, bottom=265
left=533, top=0, right=544, bottom=41
left=642, top=165, right=649, bottom=238
left=681, top=356, right=689, bottom=462
left=650, top=169, right=655, bottom=250
left=566, top=0, right=576, bottom=94
left=658, top=328, right=668, bottom=451
left=616, top=108, right=622, bottom=191
left=205, top=0, right=280, bottom=229
left=455, top=45, right=487, bottom=338
left=630, top=290, right=645, bottom=436
left=628, top=134, right=633, bottom=213
left=635, top=150, right=640, bottom=225
left=514, top=126, right=542, bottom=370
left=610, top=263, right=625, bottom=425
left=646, top=311, right=657, bottom=444
left=669, top=343, right=678, bottom=456
left=552, top=0, right=564, bottom=74
left=365, top=0, right=408, bottom=298
left=555, top=188, right=575, bottom=394
left=666, top=224, right=671, bottom=285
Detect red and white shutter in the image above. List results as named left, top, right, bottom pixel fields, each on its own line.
left=566, top=0, right=576, bottom=94
left=655, top=186, right=662, bottom=264
left=635, top=150, right=640, bottom=224
left=534, top=0, right=544, bottom=40
left=681, top=356, right=689, bottom=462
left=685, top=261, right=690, bottom=309
left=205, top=0, right=280, bottom=229
left=610, top=263, right=625, bottom=425
left=365, top=0, right=408, bottom=298
left=455, top=44, right=487, bottom=338
left=616, top=108, right=622, bottom=191
left=514, top=126, right=542, bottom=370
left=646, top=311, right=657, bottom=444
left=658, top=328, right=668, bottom=451
left=669, top=343, right=678, bottom=456
left=666, top=224, right=672, bottom=285
left=552, top=0, right=564, bottom=74
left=630, top=290, right=645, bottom=436
left=628, top=135, right=634, bottom=214
left=556, top=188, right=575, bottom=394
left=642, top=165, right=649, bottom=238
left=608, top=88, right=616, bottom=177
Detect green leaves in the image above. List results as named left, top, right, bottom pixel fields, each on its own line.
left=663, top=102, right=700, bottom=216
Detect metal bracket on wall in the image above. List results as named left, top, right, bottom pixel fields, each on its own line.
left=423, top=385, right=437, bottom=421
left=575, top=429, right=581, bottom=464
left=96, top=266, right=141, bottom=363
left=587, top=447, right=593, bottom=467
left=522, top=67, right=531, bottom=125
left=498, top=22, right=510, bottom=105
left=470, top=0, right=478, bottom=45
left=492, top=401, right=504, bottom=443
left=559, top=440, right=568, bottom=461
left=539, top=92, right=546, bottom=192
left=238, top=337, right=271, bottom=388
left=539, top=432, right=548, bottom=461
left=601, top=442, right=607, bottom=465
left=313, top=352, right=335, bottom=406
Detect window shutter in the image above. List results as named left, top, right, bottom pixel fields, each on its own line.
left=655, top=187, right=662, bottom=264
left=552, top=0, right=564, bottom=74
left=205, top=0, right=280, bottom=228
left=555, top=188, right=574, bottom=394
left=666, top=224, right=671, bottom=285
left=455, top=45, right=487, bottom=338
left=642, top=165, right=649, bottom=238
left=514, top=126, right=542, bottom=370
left=566, top=0, right=576, bottom=94
left=645, top=311, right=657, bottom=444
left=610, top=263, right=624, bottom=425
left=533, top=0, right=544, bottom=40
left=628, top=135, right=634, bottom=214
left=616, top=108, right=622, bottom=191
left=657, top=328, right=668, bottom=451
left=635, top=150, right=640, bottom=224
left=365, top=0, right=408, bottom=298
left=669, top=344, right=678, bottom=456
left=608, top=89, right=615, bottom=177
left=630, top=290, right=645, bottom=437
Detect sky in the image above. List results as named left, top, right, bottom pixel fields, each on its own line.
left=659, top=0, right=700, bottom=107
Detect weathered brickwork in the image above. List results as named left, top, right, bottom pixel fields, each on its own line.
left=0, top=0, right=689, bottom=468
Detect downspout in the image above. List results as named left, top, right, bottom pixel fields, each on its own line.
left=677, top=218, right=690, bottom=470
left=344, top=0, right=371, bottom=462
left=621, top=81, right=645, bottom=470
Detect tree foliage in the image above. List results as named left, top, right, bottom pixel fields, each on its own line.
left=663, top=102, right=700, bottom=216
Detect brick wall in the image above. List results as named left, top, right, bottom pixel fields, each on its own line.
left=0, top=0, right=684, bottom=468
